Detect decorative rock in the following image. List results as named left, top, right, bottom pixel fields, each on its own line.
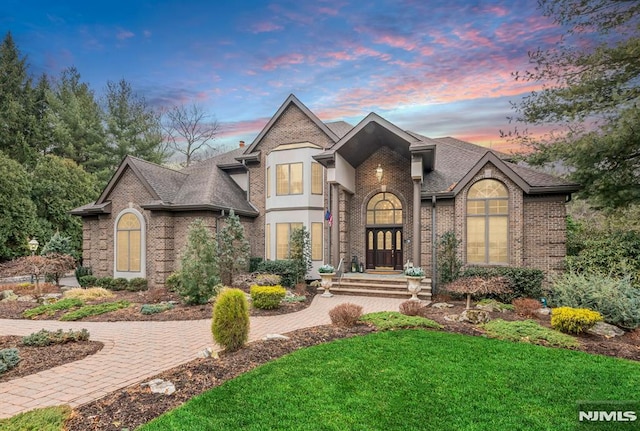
left=444, top=314, right=460, bottom=322
left=0, top=290, right=18, bottom=302
left=16, top=295, right=36, bottom=302
left=587, top=322, right=625, bottom=338
left=475, top=303, right=498, bottom=312
left=142, top=379, right=176, bottom=395
left=39, top=293, right=63, bottom=304
left=198, top=347, right=219, bottom=359
left=265, top=333, right=290, bottom=341
left=536, top=308, right=551, bottom=316
left=460, top=309, right=491, bottom=324
left=432, top=302, right=454, bottom=309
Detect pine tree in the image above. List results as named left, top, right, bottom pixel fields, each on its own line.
left=218, top=210, right=250, bottom=286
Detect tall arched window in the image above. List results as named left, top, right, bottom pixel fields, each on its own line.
left=114, top=209, right=145, bottom=278
left=466, top=179, right=508, bottom=264
left=366, top=192, right=402, bottom=225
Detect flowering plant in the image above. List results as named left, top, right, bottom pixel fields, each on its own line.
left=318, top=264, right=335, bottom=274
left=404, top=266, right=425, bottom=277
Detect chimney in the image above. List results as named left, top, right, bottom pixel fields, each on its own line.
left=239, top=140, right=245, bottom=148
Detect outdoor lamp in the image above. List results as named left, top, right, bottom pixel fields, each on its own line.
left=375, top=164, right=384, bottom=183
left=28, top=238, right=39, bottom=254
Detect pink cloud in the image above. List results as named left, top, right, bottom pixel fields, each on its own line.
left=250, top=21, right=283, bottom=33
left=374, top=34, right=417, bottom=51
left=262, top=53, right=305, bottom=71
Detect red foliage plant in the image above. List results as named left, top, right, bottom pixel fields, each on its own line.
left=0, top=254, right=75, bottom=294
left=444, top=276, right=511, bottom=309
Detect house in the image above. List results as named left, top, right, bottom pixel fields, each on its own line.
left=72, top=94, right=579, bottom=290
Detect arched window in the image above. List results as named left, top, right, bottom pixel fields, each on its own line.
left=466, top=179, right=508, bottom=264
left=114, top=209, right=145, bottom=278
left=366, top=192, right=402, bottom=225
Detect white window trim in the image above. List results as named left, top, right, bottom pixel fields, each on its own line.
left=113, top=208, right=146, bottom=279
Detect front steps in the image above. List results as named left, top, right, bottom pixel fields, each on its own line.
left=322, top=273, right=432, bottom=300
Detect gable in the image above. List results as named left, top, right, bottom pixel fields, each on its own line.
left=244, top=94, right=338, bottom=156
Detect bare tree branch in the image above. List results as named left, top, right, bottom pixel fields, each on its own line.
left=161, top=104, right=219, bottom=166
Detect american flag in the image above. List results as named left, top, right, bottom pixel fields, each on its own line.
left=325, top=209, right=333, bottom=227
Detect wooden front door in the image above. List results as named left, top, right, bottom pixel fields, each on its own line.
left=366, top=228, right=403, bottom=270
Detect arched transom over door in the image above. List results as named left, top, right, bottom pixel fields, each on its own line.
left=365, top=192, right=403, bottom=270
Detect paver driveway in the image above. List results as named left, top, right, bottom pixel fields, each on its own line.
left=0, top=295, right=404, bottom=418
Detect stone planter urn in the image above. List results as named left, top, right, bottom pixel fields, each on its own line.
left=405, top=276, right=423, bottom=301
left=320, top=272, right=336, bottom=297
left=404, top=267, right=425, bottom=301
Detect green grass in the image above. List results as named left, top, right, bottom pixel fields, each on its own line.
left=60, top=300, right=130, bottom=321
left=140, top=330, right=640, bottom=431
left=360, top=311, right=443, bottom=330
left=0, top=405, right=71, bottom=431
left=22, top=298, right=84, bottom=318
left=482, top=319, right=580, bottom=348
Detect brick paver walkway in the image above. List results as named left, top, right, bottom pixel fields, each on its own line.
left=0, top=295, right=403, bottom=419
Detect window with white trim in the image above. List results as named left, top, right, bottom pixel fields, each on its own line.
left=466, top=179, right=508, bottom=264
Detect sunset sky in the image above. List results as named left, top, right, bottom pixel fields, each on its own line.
left=1, top=0, right=570, bottom=153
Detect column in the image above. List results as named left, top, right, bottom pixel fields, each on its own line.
left=331, top=183, right=340, bottom=268
left=413, top=179, right=421, bottom=267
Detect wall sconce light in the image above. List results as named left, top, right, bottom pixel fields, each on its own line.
left=375, top=164, right=384, bottom=183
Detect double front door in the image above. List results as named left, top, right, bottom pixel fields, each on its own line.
left=366, top=227, right=403, bottom=270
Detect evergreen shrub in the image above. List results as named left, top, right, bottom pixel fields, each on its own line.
left=551, top=307, right=603, bottom=334
left=212, top=288, right=249, bottom=352
left=250, top=285, right=286, bottom=309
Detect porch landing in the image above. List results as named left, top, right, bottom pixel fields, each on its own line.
left=323, top=272, right=432, bottom=301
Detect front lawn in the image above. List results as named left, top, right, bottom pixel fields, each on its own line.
left=141, top=330, right=639, bottom=430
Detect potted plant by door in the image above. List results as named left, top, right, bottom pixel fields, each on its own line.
left=318, top=264, right=336, bottom=297
left=404, top=266, right=425, bottom=301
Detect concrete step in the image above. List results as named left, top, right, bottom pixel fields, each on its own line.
left=323, top=276, right=432, bottom=300
left=328, top=286, right=432, bottom=299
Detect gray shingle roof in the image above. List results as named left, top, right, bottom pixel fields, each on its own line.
left=127, top=156, right=187, bottom=202
left=324, top=121, right=353, bottom=139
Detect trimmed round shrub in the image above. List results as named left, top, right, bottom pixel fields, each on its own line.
left=112, top=277, right=130, bottom=291
left=250, top=285, right=286, bottom=310
left=329, top=303, right=363, bottom=327
left=212, top=288, right=250, bottom=352
left=551, top=306, right=603, bottom=334
left=96, top=277, right=116, bottom=290
left=399, top=300, right=426, bottom=317
left=128, top=277, right=148, bottom=292
left=165, top=272, right=182, bottom=292
left=79, top=275, right=98, bottom=287
left=513, top=298, right=543, bottom=319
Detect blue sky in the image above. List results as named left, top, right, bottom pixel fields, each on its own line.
left=1, top=0, right=568, bottom=152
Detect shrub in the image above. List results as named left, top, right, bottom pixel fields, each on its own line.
left=476, top=298, right=514, bottom=312
left=75, top=266, right=92, bottom=286
left=329, top=303, right=364, bottom=327
left=63, top=287, right=114, bottom=301
left=178, top=219, right=220, bottom=305
left=212, top=288, right=250, bottom=352
left=255, top=273, right=282, bottom=286
left=165, top=272, right=182, bottom=292
left=481, top=319, right=579, bottom=348
left=437, top=231, right=462, bottom=287
left=399, top=300, right=427, bottom=316
left=79, top=275, right=98, bottom=287
left=0, top=348, right=20, bottom=374
left=60, top=301, right=130, bottom=321
left=112, top=277, right=130, bottom=291
left=21, top=329, right=90, bottom=346
left=140, top=303, right=175, bottom=315
left=461, top=267, right=544, bottom=302
left=22, top=298, right=84, bottom=318
left=250, top=285, right=286, bottom=309
left=289, top=226, right=312, bottom=284
left=513, top=298, right=543, bottom=318
left=218, top=210, right=250, bottom=286
left=361, top=312, right=443, bottom=331
left=551, top=307, right=603, bottom=334
left=96, top=277, right=116, bottom=290
left=128, top=277, right=148, bottom=291
left=256, top=260, right=299, bottom=287
left=249, top=257, right=263, bottom=272
left=550, top=272, right=640, bottom=329
left=444, top=276, right=511, bottom=309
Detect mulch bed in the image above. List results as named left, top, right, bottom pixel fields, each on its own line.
left=65, top=325, right=374, bottom=431
left=0, top=336, right=103, bottom=383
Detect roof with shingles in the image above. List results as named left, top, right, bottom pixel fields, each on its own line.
left=126, top=156, right=187, bottom=202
